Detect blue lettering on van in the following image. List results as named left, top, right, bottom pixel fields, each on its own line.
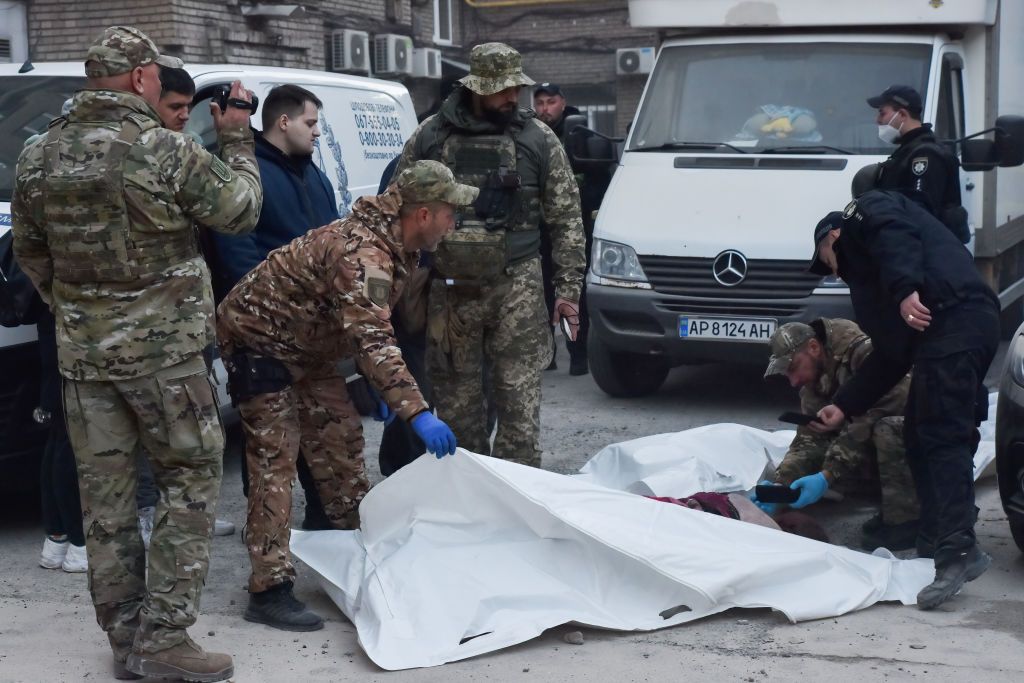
left=351, top=100, right=404, bottom=159
left=319, top=118, right=352, bottom=216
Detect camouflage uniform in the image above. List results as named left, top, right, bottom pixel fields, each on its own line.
left=394, top=43, right=586, bottom=467
left=11, top=27, right=261, bottom=659
left=768, top=319, right=919, bottom=525
left=217, top=162, right=476, bottom=593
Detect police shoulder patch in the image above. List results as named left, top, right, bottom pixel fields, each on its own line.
left=210, top=156, right=233, bottom=182
left=911, top=156, right=928, bottom=176
left=363, top=266, right=392, bottom=307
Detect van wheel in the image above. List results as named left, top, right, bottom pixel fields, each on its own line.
left=1011, top=516, right=1024, bottom=555
left=588, top=334, right=669, bottom=398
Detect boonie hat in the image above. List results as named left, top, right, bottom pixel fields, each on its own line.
left=85, top=25, right=183, bottom=78
left=866, top=85, right=923, bottom=116
left=396, top=160, right=479, bottom=206
left=807, top=210, right=844, bottom=276
left=533, top=82, right=563, bottom=97
left=764, top=322, right=817, bottom=378
left=458, top=42, right=535, bottom=96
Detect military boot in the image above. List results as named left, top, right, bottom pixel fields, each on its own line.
left=244, top=582, right=324, bottom=631
left=917, top=546, right=991, bottom=610
left=125, top=636, right=232, bottom=682
left=861, top=519, right=920, bottom=551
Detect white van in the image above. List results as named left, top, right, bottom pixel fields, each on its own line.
left=0, top=63, right=418, bottom=460
left=587, top=0, right=1024, bottom=397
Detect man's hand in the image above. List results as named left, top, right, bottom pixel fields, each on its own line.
left=553, top=297, right=580, bottom=342
left=211, top=80, right=253, bottom=131
left=749, top=479, right=779, bottom=515
left=899, top=290, right=931, bottom=332
left=411, top=412, right=457, bottom=457
left=789, top=472, right=829, bottom=509
left=810, top=404, right=845, bottom=433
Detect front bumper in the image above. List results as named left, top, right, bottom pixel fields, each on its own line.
left=587, top=283, right=854, bottom=365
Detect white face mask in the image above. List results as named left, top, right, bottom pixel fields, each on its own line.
left=877, top=112, right=903, bottom=145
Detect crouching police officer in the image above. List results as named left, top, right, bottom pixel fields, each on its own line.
left=808, top=190, right=999, bottom=610
left=217, top=161, right=474, bottom=631
left=759, top=320, right=920, bottom=550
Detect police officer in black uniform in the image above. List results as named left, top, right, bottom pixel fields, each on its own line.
left=867, top=85, right=969, bottom=243
left=807, top=189, right=998, bottom=610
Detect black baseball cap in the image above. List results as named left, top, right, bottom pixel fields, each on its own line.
left=866, top=85, right=922, bottom=115
left=808, top=211, right=844, bottom=276
left=534, top=82, right=563, bottom=97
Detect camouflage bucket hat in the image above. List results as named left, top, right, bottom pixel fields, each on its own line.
left=764, top=322, right=816, bottom=379
left=85, top=25, right=183, bottom=78
left=458, top=42, right=535, bottom=96
left=397, top=160, right=480, bottom=206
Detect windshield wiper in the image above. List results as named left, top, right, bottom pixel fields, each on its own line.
left=760, top=144, right=852, bottom=155
left=632, top=141, right=748, bottom=154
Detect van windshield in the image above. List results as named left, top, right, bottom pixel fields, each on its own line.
left=629, top=42, right=932, bottom=155
left=0, top=76, right=85, bottom=202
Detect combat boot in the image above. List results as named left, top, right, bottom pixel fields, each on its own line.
left=245, top=582, right=324, bottom=631
left=125, top=636, right=233, bottom=682
left=917, top=546, right=991, bottom=610
left=861, top=519, right=919, bottom=551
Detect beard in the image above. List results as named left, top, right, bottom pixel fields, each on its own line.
left=481, top=104, right=516, bottom=128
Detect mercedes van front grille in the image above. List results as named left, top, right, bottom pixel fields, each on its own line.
left=638, top=256, right=821, bottom=299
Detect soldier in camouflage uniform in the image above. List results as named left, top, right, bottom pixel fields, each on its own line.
left=217, top=160, right=473, bottom=631
left=11, top=26, right=261, bottom=682
left=756, top=319, right=921, bottom=550
left=394, top=43, right=587, bottom=468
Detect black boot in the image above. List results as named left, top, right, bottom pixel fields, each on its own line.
left=568, top=352, right=589, bottom=376
left=861, top=519, right=920, bottom=551
left=917, top=546, right=991, bottom=610
left=245, top=582, right=324, bottom=631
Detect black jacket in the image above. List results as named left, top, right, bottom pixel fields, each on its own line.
left=831, top=190, right=998, bottom=416
left=876, top=124, right=967, bottom=242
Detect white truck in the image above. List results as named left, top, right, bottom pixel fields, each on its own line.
left=587, top=0, right=1024, bottom=396
left=0, top=63, right=418, bottom=460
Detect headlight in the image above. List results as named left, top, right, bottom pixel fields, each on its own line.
left=1010, top=332, right=1024, bottom=387
left=591, top=239, right=649, bottom=284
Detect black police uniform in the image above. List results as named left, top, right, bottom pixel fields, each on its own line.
left=824, top=190, right=998, bottom=567
left=876, top=124, right=969, bottom=243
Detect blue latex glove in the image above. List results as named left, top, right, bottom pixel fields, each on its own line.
left=750, top=479, right=778, bottom=516
left=790, top=472, right=829, bottom=509
left=371, top=397, right=396, bottom=425
left=411, top=412, right=457, bottom=457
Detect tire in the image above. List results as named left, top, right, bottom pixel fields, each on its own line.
left=1010, top=516, right=1024, bottom=555
left=588, top=333, right=669, bottom=398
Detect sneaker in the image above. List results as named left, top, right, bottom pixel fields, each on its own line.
left=138, top=506, right=155, bottom=550
left=62, top=544, right=88, bottom=573
left=569, top=355, right=589, bottom=376
left=213, top=518, right=235, bottom=536
left=244, top=582, right=324, bottom=632
left=39, top=536, right=69, bottom=569
left=126, top=636, right=233, bottom=682
left=917, top=546, right=991, bottom=610
left=861, top=519, right=920, bottom=551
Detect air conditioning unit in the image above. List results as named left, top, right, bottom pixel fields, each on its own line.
left=330, top=29, right=370, bottom=74
left=616, top=47, right=655, bottom=76
left=373, top=33, right=413, bottom=76
left=412, top=47, right=442, bottom=79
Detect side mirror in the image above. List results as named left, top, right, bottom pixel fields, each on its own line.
left=562, top=115, right=620, bottom=166
left=995, top=114, right=1024, bottom=167
left=961, top=139, right=998, bottom=172
left=563, top=114, right=587, bottom=138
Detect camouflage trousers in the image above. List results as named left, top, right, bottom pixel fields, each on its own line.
left=63, top=355, right=223, bottom=657
left=237, top=364, right=368, bottom=593
left=426, top=257, right=553, bottom=468
left=775, top=416, right=920, bottom=525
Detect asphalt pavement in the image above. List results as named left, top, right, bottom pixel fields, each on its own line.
left=1, top=342, right=1022, bottom=681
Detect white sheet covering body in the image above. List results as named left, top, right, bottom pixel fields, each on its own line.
left=292, top=450, right=934, bottom=670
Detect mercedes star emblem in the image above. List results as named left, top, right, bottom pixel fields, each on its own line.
left=712, top=250, right=748, bottom=287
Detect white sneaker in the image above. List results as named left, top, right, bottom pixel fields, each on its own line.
left=138, top=506, right=155, bottom=550
left=40, top=537, right=69, bottom=569
left=213, top=518, right=235, bottom=536
left=62, top=544, right=88, bottom=573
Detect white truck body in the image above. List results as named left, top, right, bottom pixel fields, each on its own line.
left=587, top=0, right=1024, bottom=396
left=0, top=63, right=418, bottom=459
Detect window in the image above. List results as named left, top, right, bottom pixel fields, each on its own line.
left=433, top=0, right=453, bottom=46
left=577, top=104, right=618, bottom=137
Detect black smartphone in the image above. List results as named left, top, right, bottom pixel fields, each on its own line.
left=755, top=484, right=801, bottom=504
left=778, top=411, right=821, bottom=426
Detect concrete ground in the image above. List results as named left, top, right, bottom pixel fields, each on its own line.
left=1, top=343, right=1022, bottom=682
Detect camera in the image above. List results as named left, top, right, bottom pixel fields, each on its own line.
left=211, top=85, right=259, bottom=114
